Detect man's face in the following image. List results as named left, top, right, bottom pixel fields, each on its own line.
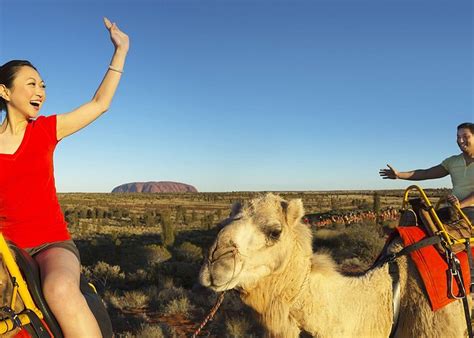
left=457, top=128, right=474, bottom=154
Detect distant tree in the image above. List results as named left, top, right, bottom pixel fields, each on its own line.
left=65, top=213, right=77, bottom=225
left=175, top=205, right=187, bottom=224
left=95, top=208, right=105, bottom=219
left=201, top=213, right=215, bottom=230
left=79, top=208, right=87, bottom=219
left=161, top=209, right=175, bottom=247
left=112, top=208, right=122, bottom=219
left=191, top=210, right=197, bottom=222
left=144, top=213, right=154, bottom=227
left=330, top=197, right=341, bottom=211
left=130, top=215, right=139, bottom=227
left=373, top=191, right=381, bottom=215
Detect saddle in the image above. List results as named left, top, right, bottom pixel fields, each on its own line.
left=401, top=198, right=471, bottom=254
left=0, top=244, right=113, bottom=338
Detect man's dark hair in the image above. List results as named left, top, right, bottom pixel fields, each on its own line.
left=457, top=122, right=474, bottom=134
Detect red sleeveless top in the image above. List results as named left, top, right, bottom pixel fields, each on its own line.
left=0, top=115, right=70, bottom=248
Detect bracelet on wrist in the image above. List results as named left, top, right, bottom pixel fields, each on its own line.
left=108, top=65, right=123, bottom=74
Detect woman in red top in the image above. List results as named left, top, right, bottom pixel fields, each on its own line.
left=0, top=18, right=129, bottom=337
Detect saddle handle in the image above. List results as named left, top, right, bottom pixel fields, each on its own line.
left=402, top=185, right=454, bottom=246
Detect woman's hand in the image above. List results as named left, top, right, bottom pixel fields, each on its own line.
left=104, top=17, right=129, bottom=53
left=379, top=164, right=399, bottom=179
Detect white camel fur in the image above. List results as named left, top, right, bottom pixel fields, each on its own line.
left=199, top=193, right=467, bottom=337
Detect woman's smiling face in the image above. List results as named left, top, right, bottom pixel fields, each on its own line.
left=5, top=66, right=46, bottom=118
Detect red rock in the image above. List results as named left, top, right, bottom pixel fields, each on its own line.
left=111, top=181, right=198, bottom=193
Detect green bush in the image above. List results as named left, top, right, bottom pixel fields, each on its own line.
left=164, top=297, right=194, bottom=317
left=174, top=242, right=203, bottom=262
left=83, top=261, right=125, bottom=288
left=143, top=244, right=172, bottom=265
left=136, top=324, right=165, bottom=338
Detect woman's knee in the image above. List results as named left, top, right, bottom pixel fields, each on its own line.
left=42, top=273, right=81, bottom=306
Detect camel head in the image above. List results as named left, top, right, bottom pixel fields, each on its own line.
left=199, top=193, right=312, bottom=293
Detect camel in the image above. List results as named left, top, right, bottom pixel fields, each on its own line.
left=199, top=193, right=468, bottom=337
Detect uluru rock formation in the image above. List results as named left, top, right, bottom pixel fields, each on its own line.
left=112, top=181, right=198, bottom=193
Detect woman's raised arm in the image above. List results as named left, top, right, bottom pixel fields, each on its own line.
left=56, top=17, right=129, bottom=140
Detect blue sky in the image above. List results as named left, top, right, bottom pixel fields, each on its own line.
left=0, top=0, right=472, bottom=192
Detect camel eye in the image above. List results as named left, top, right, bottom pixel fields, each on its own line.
left=267, top=228, right=282, bottom=241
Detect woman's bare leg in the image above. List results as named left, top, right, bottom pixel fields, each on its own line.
left=34, top=247, right=102, bottom=338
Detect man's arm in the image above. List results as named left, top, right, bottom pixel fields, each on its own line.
left=380, top=164, right=449, bottom=180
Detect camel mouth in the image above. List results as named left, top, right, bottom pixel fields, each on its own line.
left=199, top=265, right=241, bottom=292
left=199, top=251, right=244, bottom=292
left=208, top=276, right=240, bottom=292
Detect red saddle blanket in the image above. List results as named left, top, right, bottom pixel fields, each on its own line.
left=395, top=226, right=471, bottom=311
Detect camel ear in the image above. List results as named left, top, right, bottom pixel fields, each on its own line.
left=229, top=201, right=243, bottom=218
left=285, top=199, right=304, bottom=226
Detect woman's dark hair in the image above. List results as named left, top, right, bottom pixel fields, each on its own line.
left=0, top=60, right=38, bottom=112
left=458, top=122, right=474, bottom=134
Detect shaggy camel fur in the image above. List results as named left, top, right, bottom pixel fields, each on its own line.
left=199, top=193, right=468, bottom=337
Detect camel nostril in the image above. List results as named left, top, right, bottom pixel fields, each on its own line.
left=211, top=247, right=238, bottom=263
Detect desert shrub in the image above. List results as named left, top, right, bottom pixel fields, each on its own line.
left=127, top=269, right=149, bottom=286
left=157, top=286, right=187, bottom=305
left=337, top=223, right=385, bottom=265
left=108, top=289, right=149, bottom=310
left=174, top=241, right=203, bottom=262
left=143, top=244, right=172, bottom=265
left=313, top=223, right=384, bottom=268
left=312, top=229, right=345, bottom=252
left=225, top=317, right=251, bottom=338
left=104, top=290, right=122, bottom=310
left=159, top=261, right=200, bottom=288
left=122, top=290, right=150, bottom=309
left=135, top=323, right=166, bottom=338
left=160, top=276, right=175, bottom=289
left=83, top=261, right=125, bottom=288
left=163, top=296, right=194, bottom=317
